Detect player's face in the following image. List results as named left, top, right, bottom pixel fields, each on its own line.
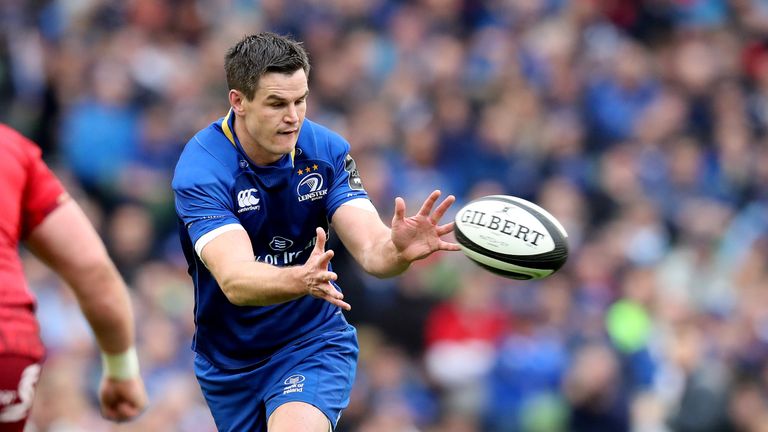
left=234, top=69, right=308, bottom=165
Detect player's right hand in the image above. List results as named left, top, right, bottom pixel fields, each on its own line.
left=99, top=376, right=148, bottom=422
left=300, top=227, right=351, bottom=310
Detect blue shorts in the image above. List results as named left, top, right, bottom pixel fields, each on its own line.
left=194, top=325, right=358, bottom=432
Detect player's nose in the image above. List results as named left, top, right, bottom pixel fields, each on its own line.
left=284, top=104, right=299, bottom=124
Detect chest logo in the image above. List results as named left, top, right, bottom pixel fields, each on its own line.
left=237, top=188, right=261, bottom=213
left=269, top=236, right=294, bottom=251
left=297, top=173, right=327, bottom=202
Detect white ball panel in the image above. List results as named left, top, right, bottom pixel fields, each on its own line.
left=455, top=199, right=555, bottom=256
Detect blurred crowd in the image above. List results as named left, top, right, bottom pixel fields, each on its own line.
left=3, top=0, right=768, bottom=431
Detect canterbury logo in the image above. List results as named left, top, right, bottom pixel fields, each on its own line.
left=237, top=188, right=260, bottom=208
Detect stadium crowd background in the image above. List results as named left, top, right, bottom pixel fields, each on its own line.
left=2, top=0, right=768, bottom=431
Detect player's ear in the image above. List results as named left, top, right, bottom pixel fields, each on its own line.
left=229, top=90, right=246, bottom=115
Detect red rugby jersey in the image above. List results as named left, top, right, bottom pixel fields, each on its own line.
left=0, top=124, right=66, bottom=359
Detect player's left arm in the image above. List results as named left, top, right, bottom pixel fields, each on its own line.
left=331, top=190, right=461, bottom=278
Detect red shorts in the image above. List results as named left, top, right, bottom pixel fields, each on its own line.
left=0, top=356, right=41, bottom=432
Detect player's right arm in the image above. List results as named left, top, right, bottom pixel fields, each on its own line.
left=25, top=199, right=148, bottom=421
left=13, top=126, right=146, bottom=422
left=201, top=226, right=350, bottom=310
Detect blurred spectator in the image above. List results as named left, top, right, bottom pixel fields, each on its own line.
left=564, top=343, right=630, bottom=432
left=59, top=60, right=139, bottom=205
left=424, top=266, right=508, bottom=417
left=659, top=321, right=732, bottom=432
left=584, top=39, right=660, bottom=149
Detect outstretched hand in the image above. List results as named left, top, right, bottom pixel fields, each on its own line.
left=391, top=190, right=461, bottom=263
left=301, top=227, right=351, bottom=310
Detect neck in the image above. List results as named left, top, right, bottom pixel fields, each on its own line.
left=232, top=115, right=281, bottom=166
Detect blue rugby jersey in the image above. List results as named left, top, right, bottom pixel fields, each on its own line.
left=173, top=110, right=369, bottom=369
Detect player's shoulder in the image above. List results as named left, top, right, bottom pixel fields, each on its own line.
left=172, top=121, right=238, bottom=190
left=296, top=119, right=351, bottom=161
left=0, top=124, right=40, bottom=161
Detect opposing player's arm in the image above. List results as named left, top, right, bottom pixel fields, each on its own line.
left=201, top=227, right=350, bottom=310
left=25, top=198, right=136, bottom=355
left=21, top=136, right=146, bottom=422
left=332, top=191, right=460, bottom=279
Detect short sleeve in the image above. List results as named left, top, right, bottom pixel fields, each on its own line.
left=173, top=159, right=240, bottom=250
left=325, top=140, right=369, bottom=220
left=21, top=140, right=66, bottom=238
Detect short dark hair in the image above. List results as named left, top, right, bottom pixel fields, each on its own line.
left=224, top=32, right=310, bottom=100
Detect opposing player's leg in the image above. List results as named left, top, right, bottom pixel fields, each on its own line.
left=268, top=401, right=330, bottom=432
left=0, top=356, right=42, bottom=432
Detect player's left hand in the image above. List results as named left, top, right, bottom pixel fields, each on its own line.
left=391, top=190, right=461, bottom=263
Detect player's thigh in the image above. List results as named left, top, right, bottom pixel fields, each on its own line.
left=194, top=353, right=268, bottom=432
left=265, top=325, right=358, bottom=431
left=0, top=356, right=42, bottom=432
left=196, top=326, right=358, bottom=432
left=268, top=401, right=330, bottom=432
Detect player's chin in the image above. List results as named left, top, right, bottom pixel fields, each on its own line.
left=274, top=132, right=298, bottom=150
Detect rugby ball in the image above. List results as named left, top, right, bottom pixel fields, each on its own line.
left=454, top=195, right=568, bottom=280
